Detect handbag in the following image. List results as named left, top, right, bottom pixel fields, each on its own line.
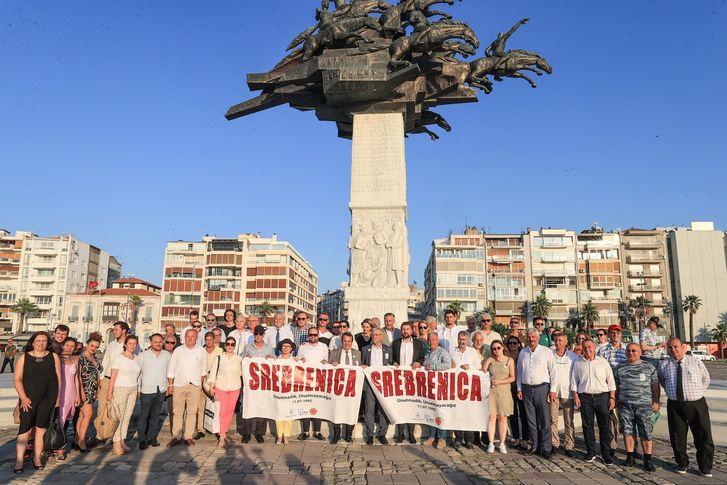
left=43, top=407, right=67, bottom=452
left=95, top=400, right=120, bottom=441
left=203, top=398, right=221, bottom=434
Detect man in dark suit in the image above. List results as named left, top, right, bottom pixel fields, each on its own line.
left=391, top=321, right=424, bottom=444
left=328, top=332, right=362, bottom=444
left=381, top=312, right=403, bottom=346
left=361, top=328, right=393, bottom=445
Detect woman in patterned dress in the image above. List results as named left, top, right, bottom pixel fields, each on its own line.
left=76, top=332, right=102, bottom=452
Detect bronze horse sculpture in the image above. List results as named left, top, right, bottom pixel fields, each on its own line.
left=389, top=20, right=479, bottom=68
left=468, top=49, right=552, bottom=92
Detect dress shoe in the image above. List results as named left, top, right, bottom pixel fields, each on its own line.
left=139, top=442, right=148, bottom=450
left=644, top=460, right=655, bottom=472
left=395, top=437, right=404, bottom=444
left=149, top=440, right=161, bottom=447
left=167, top=438, right=181, bottom=448
left=298, top=433, right=309, bottom=441
left=255, top=435, right=265, bottom=444
left=330, top=438, right=340, bottom=445
left=603, top=456, right=613, bottom=465
left=408, top=436, right=417, bottom=445
left=313, top=432, right=325, bottom=441
left=464, top=443, right=474, bottom=450
left=241, top=435, right=250, bottom=444
left=564, top=449, right=575, bottom=458
left=583, top=453, right=596, bottom=463
left=344, top=437, right=354, bottom=444
left=365, top=437, right=374, bottom=445
left=193, top=432, right=205, bottom=440
left=184, top=439, right=195, bottom=446
left=377, top=436, right=388, bottom=445
left=541, top=452, right=552, bottom=460
left=526, top=447, right=538, bottom=455
left=623, top=455, right=635, bottom=467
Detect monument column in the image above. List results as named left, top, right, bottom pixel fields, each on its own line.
left=345, top=112, right=410, bottom=333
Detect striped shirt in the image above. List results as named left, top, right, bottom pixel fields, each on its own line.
left=290, top=324, right=310, bottom=356
left=658, top=355, right=710, bottom=402
left=598, top=342, right=627, bottom=370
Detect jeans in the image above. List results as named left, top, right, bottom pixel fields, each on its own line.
left=428, top=426, right=446, bottom=440
left=1, top=357, right=14, bottom=373
left=138, top=390, right=165, bottom=444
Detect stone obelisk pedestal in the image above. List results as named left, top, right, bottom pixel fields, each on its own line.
left=345, top=113, right=410, bottom=333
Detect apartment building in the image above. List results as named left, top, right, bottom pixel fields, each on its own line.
left=485, top=233, right=530, bottom=325
left=17, top=235, right=121, bottom=332
left=62, top=277, right=161, bottom=345
left=667, top=222, right=727, bottom=342
left=576, top=228, right=623, bottom=327
left=408, top=283, right=425, bottom=321
left=527, top=229, right=579, bottom=326
left=620, top=228, right=673, bottom=329
left=424, top=228, right=487, bottom=323
left=0, top=230, right=33, bottom=332
left=161, top=234, right=317, bottom=330
left=318, top=288, right=347, bottom=322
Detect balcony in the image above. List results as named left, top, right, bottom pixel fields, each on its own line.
left=102, top=315, right=118, bottom=323
left=541, top=256, right=569, bottom=263
left=142, top=317, right=152, bottom=323
left=625, top=240, right=662, bottom=249
left=627, top=254, right=663, bottom=263
left=627, top=270, right=661, bottom=278
left=629, top=285, right=663, bottom=292
left=68, top=316, right=78, bottom=322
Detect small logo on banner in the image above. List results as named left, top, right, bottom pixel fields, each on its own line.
left=310, top=408, right=318, bottom=416
left=434, top=417, right=442, bottom=426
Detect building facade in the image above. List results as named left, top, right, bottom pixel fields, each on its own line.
left=0, top=230, right=32, bottom=332
left=485, top=233, right=530, bottom=325
left=17, top=235, right=121, bottom=332
left=667, top=222, right=727, bottom=343
left=576, top=229, right=623, bottom=327
left=408, top=283, right=425, bottom=321
left=62, top=277, right=161, bottom=346
left=318, top=288, right=347, bottom=322
left=161, top=234, right=317, bottom=330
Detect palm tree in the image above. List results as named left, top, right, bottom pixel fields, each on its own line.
left=258, top=300, right=276, bottom=323
left=11, top=298, right=38, bottom=333
left=628, top=296, right=652, bottom=332
left=710, top=314, right=727, bottom=359
left=446, top=301, right=464, bottom=319
left=581, top=301, right=600, bottom=331
left=474, top=306, right=496, bottom=321
left=128, top=295, right=144, bottom=331
left=531, top=294, right=552, bottom=319
left=682, top=295, right=702, bottom=349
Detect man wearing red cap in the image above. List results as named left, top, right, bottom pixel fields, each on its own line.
left=598, top=324, right=627, bottom=459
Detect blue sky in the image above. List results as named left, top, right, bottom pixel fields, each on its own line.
left=1, top=1, right=726, bottom=292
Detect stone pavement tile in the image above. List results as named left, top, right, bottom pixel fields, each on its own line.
left=416, top=472, right=447, bottom=485
left=441, top=472, right=473, bottom=485
left=366, top=473, right=394, bottom=484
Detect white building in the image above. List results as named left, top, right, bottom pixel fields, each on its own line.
left=18, top=235, right=121, bottom=332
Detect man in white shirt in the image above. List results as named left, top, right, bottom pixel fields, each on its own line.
left=328, top=320, right=358, bottom=351
left=391, top=322, right=423, bottom=444
left=316, top=313, right=333, bottom=346
left=264, top=312, right=294, bottom=356
left=516, top=328, right=556, bottom=459
left=450, top=330, right=482, bottom=450
left=137, top=333, right=170, bottom=449
left=297, top=327, right=329, bottom=441
left=549, top=332, right=578, bottom=458
left=166, top=328, right=207, bottom=447
left=361, top=328, right=393, bottom=445
left=438, top=309, right=464, bottom=351
left=571, top=340, right=616, bottom=464
left=479, top=312, right=503, bottom=348
left=381, top=312, right=402, bottom=346
left=229, top=315, right=253, bottom=355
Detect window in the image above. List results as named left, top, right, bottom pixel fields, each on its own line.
left=34, top=295, right=52, bottom=305
left=102, top=304, right=120, bottom=318
left=35, top=268, right=55, bottom=277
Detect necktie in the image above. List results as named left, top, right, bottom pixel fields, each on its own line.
left=345, top=351, right=351, bottom=366
left=275, top=328, right=281, bottom=356
left=676, top=360, right=685, bottom=401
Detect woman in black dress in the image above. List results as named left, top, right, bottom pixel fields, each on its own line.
left=354, top=320, right=373, bottom=351
left=14, top=331, right=61, bottom=473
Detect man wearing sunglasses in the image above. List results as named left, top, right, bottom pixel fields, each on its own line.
left=329, top=321, right=358, bottom=351
left=595, top=329, right=609, bottom=352
left=479, top=313, right=502, bottom=356
left=181, top=310, right=207, bottom=347
left=290, top=311, right=311, bottom=356
left=316, top=313, right=333, bottom=346
left=533, top=317, right=550, bottom=347
left=297, top=327, right=329, bottom=441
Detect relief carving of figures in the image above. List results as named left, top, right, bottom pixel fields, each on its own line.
left=371, top=220, right=390, bottom=287
left=349, top=222, right=372, bottom=286
left=386, top=221, right=406, bottom=287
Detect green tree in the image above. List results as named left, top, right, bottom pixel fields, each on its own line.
left=531, top=294, right=552, bottom=319
left=473, top=306, right=496, bottom=322
left=446, top=301, right=465, bottom=321
left=629, top=296, right=652, bottom=332
left=11, top=298, right=38, bottom=333
left=710, top=313, right=727, bottom=359
left=258, top=300, right=276, bottom=323
left=128, top=295, right=144, bottom=330
left=682, top=295, right=702, bottom=349
left=581, top=301, right=600, bottom=331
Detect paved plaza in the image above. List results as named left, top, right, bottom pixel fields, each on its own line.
left=0, top=424, right=725, bottom=485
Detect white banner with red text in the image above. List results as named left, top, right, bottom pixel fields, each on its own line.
left=241, top=357, right=365, bottom=425
left=363, top=367, right=490, bottom=431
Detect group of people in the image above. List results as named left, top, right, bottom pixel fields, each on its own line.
left=11, top=310, right=715, bottom=478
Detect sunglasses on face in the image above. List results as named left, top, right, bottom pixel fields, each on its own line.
left=596, top=333, right=605, bottom=337
left=308, top=333, right=318, bottom=337
left=419, top=326, right=427, bottom=330
left=164, top=341, right=175, bottom=345
left=332, top=325, right=341, bottom=329
left=492, top=346, right=502, bottom=351
left=481, top=319, right=491, bottom=323
left=577, top=337, right=587, bottom=341
left=193, top=325, right=201, bottom=329
left=626, top=349, right=639, bottom=353
left=319, top=318, right=329, bottom=321
left=206, top=319, right=215, bottom=322
left=296, top=317, right=307, bottom=320
left=225, top=343, right=236, bottom=347
left=535, top=323, right=544, bottom=327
